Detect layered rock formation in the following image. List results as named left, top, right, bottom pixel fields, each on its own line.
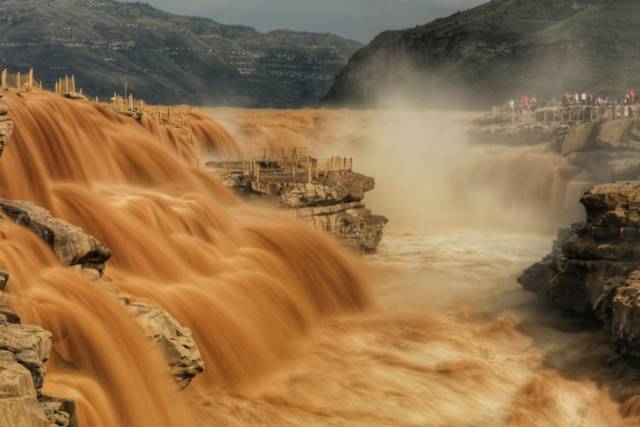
left=0, top=98, right=12, bottom=158
left=0, top=199, right=112, bottom=278
left=0, top=312, right=73, bottom=426
left=211, top=164, right=388, bottom=253
left=122, top=299, right=204, bottom=389
left=520, top=182, right=640, bottom=355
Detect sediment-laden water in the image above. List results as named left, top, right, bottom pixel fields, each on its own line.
left=1, top=93, right=639, bottom=426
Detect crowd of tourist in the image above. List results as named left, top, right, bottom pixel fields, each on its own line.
left=505, top=89, right=639, bottom=114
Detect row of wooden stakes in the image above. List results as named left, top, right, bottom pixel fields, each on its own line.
left=110, top=93, right=190, bottom=127
left=1, top=68, right=39, bottom=91
left=54, top=74, right=83, bottom=95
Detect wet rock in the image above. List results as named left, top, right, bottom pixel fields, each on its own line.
left=0, top=199, right=112, bottom=277
left=0, top=101, right=12, bottom=159
left=520, top=182, right=640, bottom=356
left=0, top=271, right=9, bottom=291
left=0, top=314, right=51, bottom=394
left=0, top=313, right=73, bottom=426
left=122, top=299, right=204, bottom=388
left=40, top=396, right=75, bottom=427
left=211, top=167, right=387, bottom=253
left=249, top=171, right=375, bottom=208
left=0, top=360, right=48, bottom=427
left=297, top=202, right=387, bottom=253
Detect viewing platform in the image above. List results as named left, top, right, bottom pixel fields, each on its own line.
left=489, top=105, right=640, bottom=125
left=206, top=148, right=387, bottom=253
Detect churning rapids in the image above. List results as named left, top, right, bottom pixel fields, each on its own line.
left=2, top=92, right=640, bottom=426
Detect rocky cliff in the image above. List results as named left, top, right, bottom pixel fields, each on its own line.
left=0, top=0, right=361, bottom=107
left=520, top=182, right=640, bottom=356
left=209, top=163, right=387, bottom=253
left=324, top=0, right=640, bottom=108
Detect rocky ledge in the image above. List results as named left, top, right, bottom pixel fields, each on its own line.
left=121, top=298, right=204, bottom=389
left=0, top=99, right=12, bottom=158
left=0, top=199, right=112, bottom=278
left=0, top=312, right=74, bottom=426
left=520, top=182, right=640, bottom=356
left=209, top=162, right=388, bottom=253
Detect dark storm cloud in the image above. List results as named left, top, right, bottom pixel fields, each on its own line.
left=143, top=0, right=486, bottom=42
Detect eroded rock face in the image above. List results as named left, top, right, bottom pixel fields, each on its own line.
left=0, top=313, right=73, bottom=426
left=121, top=299, right=204, bottom=389
left=0, top=97, right=13, bottom=159
left=0, top=357, right=48, bottom=427
left=520, top=182, right=640, bottom=355
left=297, top=202, right=387, bottom=253
left=0, top=314, right=51, bottom=394
left=212, top=167, right=388, bottom=253
left=0, top=199, right=112, bottom=276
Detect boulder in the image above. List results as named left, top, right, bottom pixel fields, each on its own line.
left=0, top=199, right=111, bottom=277
left=121, top=299, right=204, bottom=388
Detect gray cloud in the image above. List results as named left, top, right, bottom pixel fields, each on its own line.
left=143, top=0, right=485, bottom=42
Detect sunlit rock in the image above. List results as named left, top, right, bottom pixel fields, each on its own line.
left=0, top=199, right=112, bottom=276
left=121, top=298, right=205, bottom=389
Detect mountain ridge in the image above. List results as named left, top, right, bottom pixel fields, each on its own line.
left=323, top=0, right=640, bottom=108
left=0, top=0, right=362, bottom=106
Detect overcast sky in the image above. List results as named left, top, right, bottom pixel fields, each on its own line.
left=143, top=0, right=485, bottom=42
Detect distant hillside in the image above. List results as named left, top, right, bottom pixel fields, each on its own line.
left=0, top=0, right=362, bottom=107
left=324, top=0, right=640, bottom=108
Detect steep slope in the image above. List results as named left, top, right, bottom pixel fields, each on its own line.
left=323, top=0, right=640, bottom=108
left=0, top=0, right=361, bottom=107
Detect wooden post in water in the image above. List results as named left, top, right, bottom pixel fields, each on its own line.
left=71, top=75, right=76, bottom=93
left=1, top=69, right=6, bottom=91
left=27, top=69, right=33, bottom=90
left=16, top=72, right=21, bottom=91
left=64, top=75, right=69, bottom=93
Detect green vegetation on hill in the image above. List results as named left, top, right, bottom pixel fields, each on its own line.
left=324, top=0, right=640, bottom=108
left=0, top=0, right=362, bottom=106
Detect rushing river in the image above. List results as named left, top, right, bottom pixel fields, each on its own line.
left=199, top=230, right=640, bottom=426
left=3, top=93, right=640, bottom=426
